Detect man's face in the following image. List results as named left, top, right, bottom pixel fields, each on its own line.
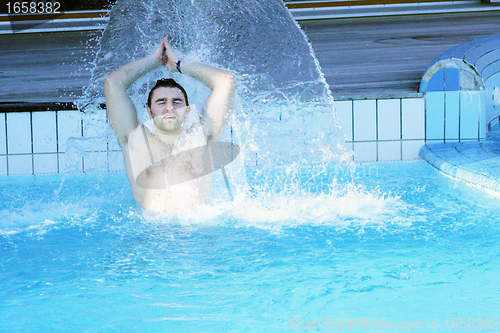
left=147, top=87, right=190, bottom=134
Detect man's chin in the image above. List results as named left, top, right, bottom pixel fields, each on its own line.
left=155, top=121, right=181, bottom=134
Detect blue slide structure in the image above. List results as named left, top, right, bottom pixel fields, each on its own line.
left=419, top=34, right=500, bottom=191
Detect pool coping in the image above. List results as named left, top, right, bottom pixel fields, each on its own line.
left=419, top=143, right=500, bottom=192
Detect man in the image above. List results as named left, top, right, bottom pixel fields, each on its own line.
left=104, top=37, right=236, bottom=212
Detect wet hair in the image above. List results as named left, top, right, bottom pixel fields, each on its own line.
left=147, top=78, right=189, bottom=107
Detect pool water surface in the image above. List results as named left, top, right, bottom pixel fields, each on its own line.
left=1, top=161, right=499, bottom=332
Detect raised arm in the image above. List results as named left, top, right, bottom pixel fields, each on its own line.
left=163, top=41, right=236, bottom=141
left=104, top=38, right=168, bottom=147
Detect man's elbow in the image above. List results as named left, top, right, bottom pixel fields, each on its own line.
left=104, top=74, right=113, bottom=94
left=224, top=73, right=236, bottom=91
left=104, top=73, right=123, bottom=97
left=104, top=74, right=116, bottom=90
left=226, top=73, right=236, bottom=85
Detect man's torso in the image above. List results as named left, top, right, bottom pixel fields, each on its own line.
left=124, top=122, right=211, bottom=212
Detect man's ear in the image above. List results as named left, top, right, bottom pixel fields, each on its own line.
left=186, top=105, right=191, bottom=114
left=147, top=106, right=153, bottom=119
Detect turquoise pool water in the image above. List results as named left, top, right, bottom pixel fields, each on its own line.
left=1, top=161, right=499, bottom=332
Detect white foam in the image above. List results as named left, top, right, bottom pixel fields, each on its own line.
left=0, top=200, right=89, bottom=236
left=135, top=181, right=427, bottom=231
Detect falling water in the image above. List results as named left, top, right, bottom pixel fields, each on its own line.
left=75, top=0, right=350, bottom=206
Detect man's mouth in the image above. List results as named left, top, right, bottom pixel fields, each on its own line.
left=163, top=114, right=176, bottom=120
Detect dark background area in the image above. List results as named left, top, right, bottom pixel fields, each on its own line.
left=1, top=0, right=115, bottom=14
left=1, top=5, right=499, bottom=102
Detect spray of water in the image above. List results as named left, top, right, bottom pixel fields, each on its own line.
left=64, top=0, right=404, bottom=224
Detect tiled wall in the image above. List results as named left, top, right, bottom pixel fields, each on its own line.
left=0, top=94, right=486, bottom=175
left=335, top=97, right=425, bottom=163
left=0, top=110, right=123, bottom=176
left=336, top=92, right=490, bottom=163
left=425, top=90, right=486, bottom=143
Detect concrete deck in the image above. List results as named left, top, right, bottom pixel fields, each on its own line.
left=1, top=9, right=499, bottom=103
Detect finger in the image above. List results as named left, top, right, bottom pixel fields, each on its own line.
left=163, top=36, right=169, bottom=46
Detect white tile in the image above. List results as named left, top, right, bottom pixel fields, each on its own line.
left=0, top=156, right=6, bottom=176
left=402, top=140, right=425, bottom=160
left=445, top=91, right=460, bottom=141
left=459, top=91, right=481, bottom=141
left=0, top=113, right=6, bottom=155
left=479, top=91, right=486, bottom=140
left=59, top=153, right=83, bottom=173
left=84, top=152, right=108, bottom=172
left=83, top=112, right=108, bottom=152
left=425, top=92, right=445, bottom=140
left=402, top=98, right=425, bottom=140
left=377, top=99, right=401, bottom=141
left=58, top=111, right=82, bottom=152
left=353, top=142, right=377, bottom=162
left=32, top=112, right=57, bottom=153
left=335, top=100, right=353, bottom=142
left=83, top=111, right=108, bottom=137
left=8, top=155, right=32, bottom=175
left=33, top=154, right=58, bottom=174
left=7, top=113, right=31, bottom=154
left=108, top=133, right=122, bottom=151
left=108, top=151, right=125, bottom=172
left=378, top=141, right=401, bottom=161
left=354, top=100, right=377, bottom=141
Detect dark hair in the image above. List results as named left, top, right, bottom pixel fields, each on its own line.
left=147, top=78, right=189, bottom=107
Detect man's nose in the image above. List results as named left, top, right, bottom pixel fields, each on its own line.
left=164, top=101, right=174, bottom=112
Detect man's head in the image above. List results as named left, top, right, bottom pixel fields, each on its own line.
left=147, top=78, right=189, bottom=108
left=147, top=78, right=191, bottom=135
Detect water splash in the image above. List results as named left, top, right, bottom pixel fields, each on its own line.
left=78, top=1, right=345, bottom=152
left=70, top=0, right=355, bottom=215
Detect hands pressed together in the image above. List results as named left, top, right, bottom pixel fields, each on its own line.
left=151, top=37, right=180, bottom=72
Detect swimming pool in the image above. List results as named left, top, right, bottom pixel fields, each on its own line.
left=3, top=0, right=499, bottom=330
left=2, top=161, right=499, bottom=331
